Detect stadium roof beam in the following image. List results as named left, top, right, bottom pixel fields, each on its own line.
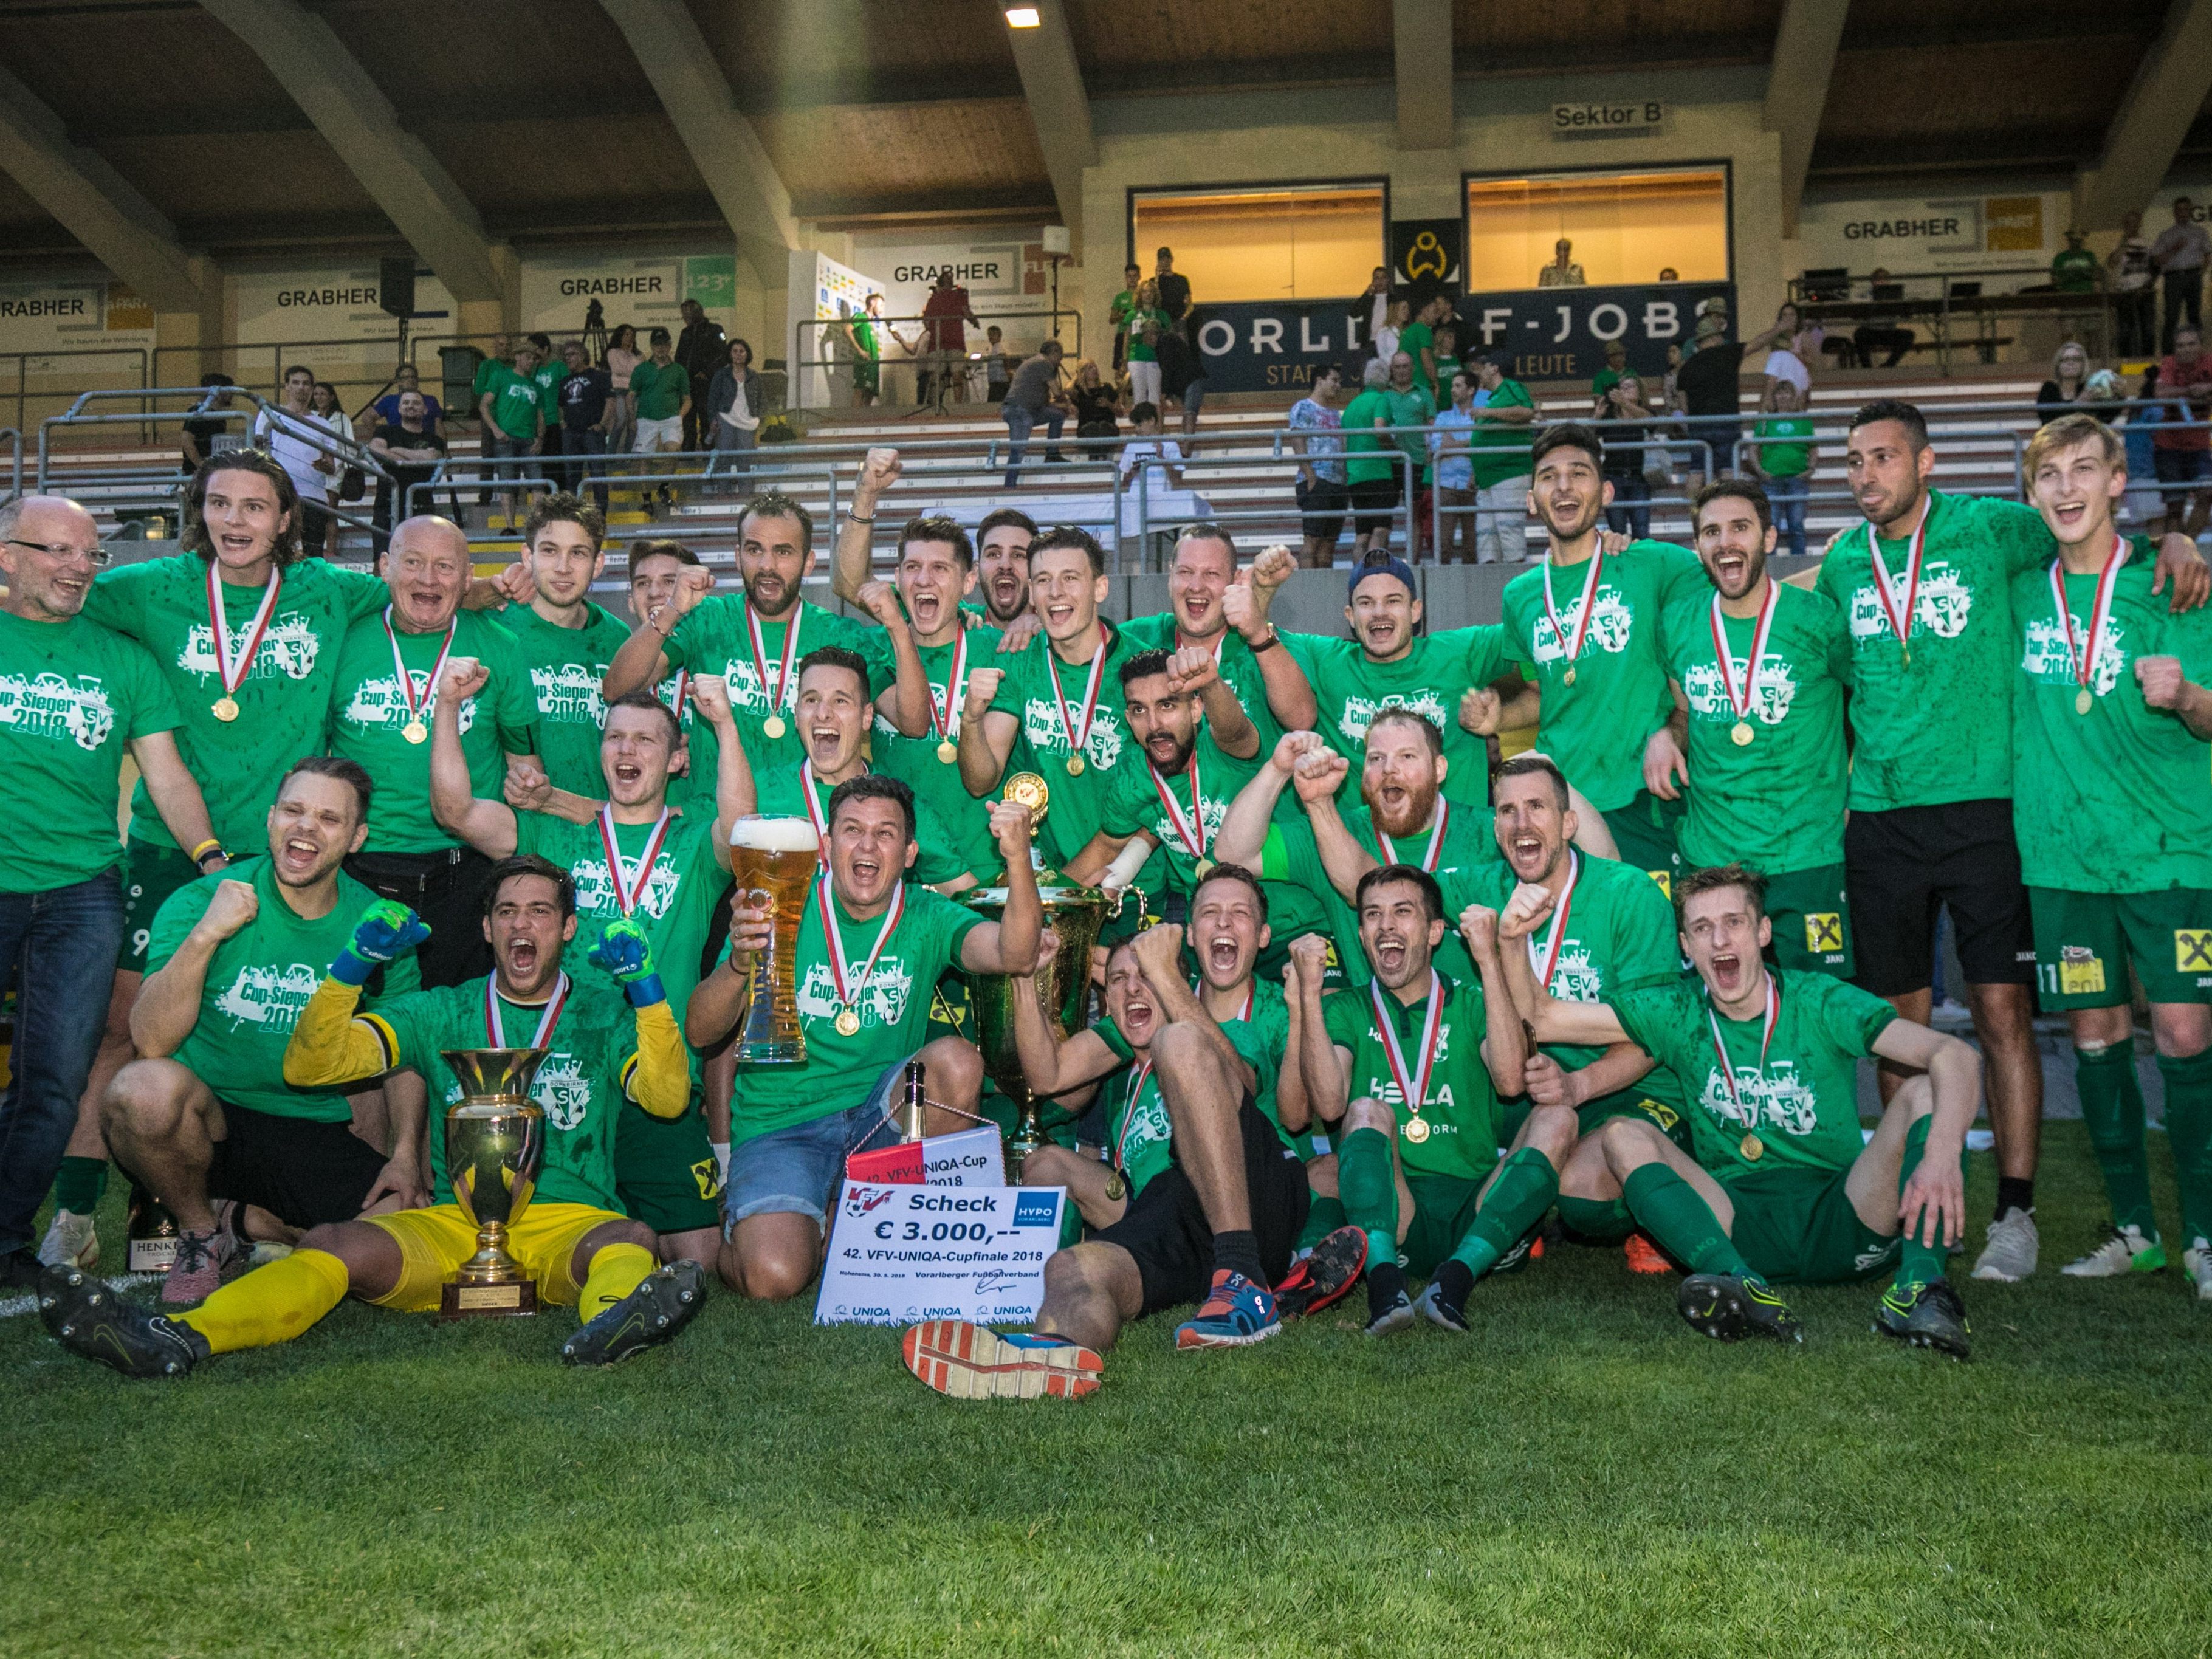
left=199, top=0, right=501, bottom=304
left=2072, top=0, right=2212, bottom=231
left=0, top=60, right=204, bottom=312
left=1003, top=1, right=1094, bottom=237
left=1763, top=0, right=1849, bottom=240
left=1393, top=0, right=1454, bottom=151
left=597, top=0, right=799, bottom=281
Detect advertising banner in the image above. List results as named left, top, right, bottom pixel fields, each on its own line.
left=1452, top=280, right=1735, bottom=382
left=518, top=252, right=737, bottom=340
left=814, top=1181, right=1066, bottom=1327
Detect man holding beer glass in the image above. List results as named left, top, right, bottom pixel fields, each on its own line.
left=688, top=777, right=1043, bottom=1301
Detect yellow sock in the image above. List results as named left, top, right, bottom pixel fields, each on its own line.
left=176, top=1248, right=351, bottom=1354
left=578, top=1242, right=656, bottom=1322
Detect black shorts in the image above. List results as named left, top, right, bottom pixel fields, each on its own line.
left=1091, top=1096, right=1310, bottom=1317
left=1296, top=475, right=1348, bottom=544
left=1844, top=797, right=2035, bottom=996
left=1349, top=475, right=1400, bottom=535
left=344, top=847, right=495, bottom=989
left=207, top=1101, right=387, bottom=1229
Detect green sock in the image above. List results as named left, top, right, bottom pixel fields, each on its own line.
left=1451, top=1147, right=1560, bottom=1276
left=1622, top=1164, right=1753, bottom=1278
left=1558, top=1192, right=1636, bottom=1244
left=51, top=1156, right=108, bottom=1215
left=1296, top=1192, right=1348, bottom=1253
left=2155, top=1048, right=2212, bottom=1248
left=2076, top=1043, right=2159, bottom=1237
left=1892, top=1115, right=1949, bottom=1289
left=1338, top=1127, right=1399, bottom=1276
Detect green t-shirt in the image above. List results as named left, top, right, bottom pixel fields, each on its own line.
left=1321, top=970, right=1503, bottom=1182
left=1221, top=977, right=1297, bottom=1149
left=1110, top=289, right=1137, bottom=329
left=870, top=622, right=1005, bottom=889
left=1096, top=980, right=1304, bottom=1168
left=0, top=610, right=178, bottom=893
left=1397, top=320, right=1435, bottom=397
left=727, top=881, right=983, bottom=1142
left=1613, top=969, right=1895, bottom=1183
left=984, top=623, right=1149, bottom=871
left=1118, top=611, right=1286, bottom=753
left=2051, top=247, right=2100, bottom=294
left=1452, top=850, right=1686, bottom=1117
left=1659, top=581, right=1851, bottom=873
left=512, top=808, right=730, bottom=1012
left=326, top=607, right=538, bottom=853
left=1592, top=368, right=1624, bottom=399
left=1814, top=491, right=2054, bottom=812
left=483, top=363, right=543, bottom=440
left=629, top=359, right=689, bottom=422
left=1469, top=379, right=1537, bottom=488
left=1125, top=308, right=1171, bottom=365
left=369, top=974, right=641, bottom=1211
left=532, top=359, right=565, bottom=421
left=1285, top=625, right=1513, bottom=803
left=1384, top=384, right=1438, bottom=478
left=1502, top=540, right=1708, bottom=812
left=1341, top=388, right=1395, bottom=485
left=661, top=593, right=894, bottom=790
left=499, top=600, right=633, bottom=797
left=1755, top=415, right=1813, bottom=477
left=147, top=857, right=420, bottom=1123
left=84, top=554, right=389, bottom=850
left=654, top=667, right=712, bottom=812
left=472, top=356, right=508, bottom=406
left=1089, top=1026, right=1172, bottom=1198
left=755, top=763, right=972, bottom=889
left=2011, top=544, right=2212, bottom=893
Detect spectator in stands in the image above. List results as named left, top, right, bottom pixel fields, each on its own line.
left=1160, top=306, right=1207, bottom=444
left=603, top=323, right=642, bottom=454
left=1675, top=308, right=1790, bottom=487
left=1383, top=350, right=1437, bottom=560
left=1850, top=269, right=1916, bottom=368
left=1125, top=280, right=1170, bottom=410
left=1431, top=319, right=1461, bottom=394
left=1598, top=371, right=1655, bottom=540
left=1658, top=267, right=1680, bottom=281
left=1591, top=338, right=1629, bottom=407
left=1118, top=401, right=1187, bottom=558
left=179, top=371, right=235, bottom=476
left=2155, top=323, right=2212, bottom=534
left=629, top=327, right=689, bottom=513
left=983, top=326, right=1012, bottom=405
left=1398, top=290, right=1449, bottom=402
left=706, top=337, right=761, bottom=492
left=674, top=298, right=726, bottom=452
left=1153, top=247, right=1192, bottom=336
left=2153, top=197, right=2211, bottom=352
left=1001, top=339, right=1071, bottom=487
left=1660, top=342, right=1686, bottom=414
left=476, top=340, right=544, bottom=527
left=1110, top=262, right=1142, bottom=374
left=2050, top=229, right=2100, bottom=295
left=1341, top=358, right=1396, bottom=558
left=1746, top=379, right=1813, bottom=557
left=919, top=272, right=978, bottom=407
left=2036, top=341, right=2095, bottom=425
left=469, top=333, right=512, bottom=509
left=1429, top=366, right=1478, bottom=563
left=1070, top=358, right=1121, bottom=459
left=1288, top=363, right=1347, bottom=566
left=1539, top=238, right=1585, bottom=287
left=1359, top=265, right=1392, bottom=370
left=2121, top=363, right=2167, bottom=529
left=307, top=381, right=355, bottom=558
left=253, top=364, right=337, bottom=557
left=846, top=294, right=885, bottom=408
left=556, top=340, right=613, bottom=509
left=1759, top=302, right=1814, bottom=402
left=2081, top=368, right=2127, bottom=423
left=1372, top=294, right=1407, bottom=366
left=525, top=332, right=564, bottom=477
left=379, top=363, right=443, bottom=440
left=2109, top=210, right=2157, bottom=357
left=369, top=387, right=447, bottom=561
left=1466, top=349, right=1537, bottom=564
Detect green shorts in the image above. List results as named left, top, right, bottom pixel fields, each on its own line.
left=1500, top=1079, right=1689, bottom=1149
left=1725, top=1165, right=1898, bottom=1285
left=2028, top=885, right=2212, bottom=1010
left=1402, top=1172, right=1486, bottom=1279
left=1762, top=864, right=1854, bottom=979
left=121, top=837, right=201, bottom=974
left=614, top=1098, right=723, bottom=1235
left=1601, top=791, right=1686, bottom=891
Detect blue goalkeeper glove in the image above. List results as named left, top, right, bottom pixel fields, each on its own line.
left=333, top=899, right=430, bottom=986
left=588, top=917, right=665, bottom=1009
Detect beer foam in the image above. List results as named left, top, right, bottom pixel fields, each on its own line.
left=729, top=815, right=819, bottom=853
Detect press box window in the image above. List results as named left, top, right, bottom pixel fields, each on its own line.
left=1128, top=185, right=1386, bottom=303
left=1466, top=170, right=1729, bottom=291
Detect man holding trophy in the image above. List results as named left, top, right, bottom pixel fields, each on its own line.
left=686, top=777, right=1042, bottom=1302
left=40, top=855, right=704, bottom=1375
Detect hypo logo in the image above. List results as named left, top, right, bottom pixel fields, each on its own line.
left=1014, top=1192, right=1059, bottom=1228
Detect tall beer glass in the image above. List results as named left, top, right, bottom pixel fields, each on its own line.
left=729, top=815, right=820, bottom=1064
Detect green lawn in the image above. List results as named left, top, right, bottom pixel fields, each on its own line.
left=4, top=1121, right=2207, bottom=1659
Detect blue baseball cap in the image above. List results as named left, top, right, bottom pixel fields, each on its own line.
left=1349, top=554, right=1417, bottom=600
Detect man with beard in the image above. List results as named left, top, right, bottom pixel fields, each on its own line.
left=1475, top=425, right=1708, bottom=886
left=1120, top=527, right=1320, bottom=747
left=905, top=896, right=1330, bottom=1399
left=1646, top=482, right=1853, bottom=977
left=1297, top=866, right=1547, bottom=1335
left=40, top=856, right=706, bottom=1375
left=1213, top=714, right=1615, bottom=990
left=1498, top=864, right=1982, bottom=1357
left=1809, top=398, right=2208, bottom=1283
left=604, top=492, right=930, bottom=799
left=827, top=450, right=1040, bottom=646
left=94, top=758, right=421, bottom=1307
left=685, top=778, right=1042, bottom=1300
left=498, top=493, right=630, bottom=797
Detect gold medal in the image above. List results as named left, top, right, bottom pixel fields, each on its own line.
left=1562, top=665, right=1576, bottom=687
left=834, top=1007, right=861, bottom=1037
left=1403, top=1114, right=1431, bottom=1145
left=2075, top=687, right=2093, bottom=715
left=762, top=714, right=787, bottom=740
left=1194, top=857, right=1215, bottom=879
left=1104, top=1170, right=1127, bottom=1203
left=1731, top=721, right=1754, bottom=746
left=936, top=739, right=958, bottom=764
left=211, top=696, right=240, bottom=723
left=402, top=719, right=428, bottom=745
left=1739, top=1131, right=1764, bottom=1161
left=1065, top=754, right=1085, bottom=777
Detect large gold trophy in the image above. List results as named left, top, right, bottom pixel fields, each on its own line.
left=729, top=814, right=821, bottom=1065
left=438, top=1048, right=549, bottom=1319
left=966, top=775, right=1115, bottom=1180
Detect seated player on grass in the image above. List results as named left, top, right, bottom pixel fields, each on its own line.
left=1296, top=865, right=1561, bottom=1337
left=1497, top=862, right=1984, bottom=1356
left=40, top=856, right=706, bottom=1375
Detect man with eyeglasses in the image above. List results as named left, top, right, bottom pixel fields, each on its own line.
left=0, top=497, right=224, bottom=1290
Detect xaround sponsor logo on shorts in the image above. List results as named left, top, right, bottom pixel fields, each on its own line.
left=2176, top=929, right=2212, bottom=982
left=1804, top=912, right=1844, bottom=961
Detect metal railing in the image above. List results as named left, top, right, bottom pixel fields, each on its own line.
left=0, top=428, right=20, bottom=504
left=791, top=307, right=1083, bottom=411
left=3, top=346, right=152, bottom=438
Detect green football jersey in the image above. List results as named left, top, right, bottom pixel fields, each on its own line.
left=1220, top=977, right=1299, bottom=1152
left=1284, top=625, right=1512, bottom=803
left=1321, top=969, right=1503, bottom=1182
left=870, top=622, right=1005, bottom=888
left=985, top=622, right=1149, bottom=871
left=512, top=808, right=729, bottom=1011
left=498, top=599, right=633, bottom=796
left=1090, top=1022, right=1173, bottom=1200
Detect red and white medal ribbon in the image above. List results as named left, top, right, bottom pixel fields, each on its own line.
left=1526, top=850, right=1581, bottom=992
left=597, top=805, right=672, bottom=917
left=1191, top=978, right=1254, bottom=1025
left=799, top=760, right=832, bottom=843
left=1378, top=799, right=1449, bottom=873
left=744, top=602, right=802, bottom=721
left=1708, top=582, right=1779, bottom=726
left=816, top=869, right=905, bottom=1028
left=929, top=626, right=970, bottom=743
left=1540, top=548, right=1604, bottom=675
left=206, top=564, right=280, bottom=706
left=1149, top=750, right=1209, bottom=864
left=1045, top=640, right=1107, bottom=760
left=2050, top=534, right=2131, bottom=697
left=382, top=605, right=456, bottom=727
left=486, top=971, right=569, bottom=1051
left=1370, top=970, right=1444, bottom=1119
left=1704, top=971, right=1779, bottom=1110
left=1113, top=1058, right=1158, bottom=1172
left=659, top=669, right=690, bottom=722
left=1865, top=510, right=1925, bottom=654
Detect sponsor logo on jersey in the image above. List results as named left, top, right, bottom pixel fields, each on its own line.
left=211, top=961, right=321, bottom=1032
left=1846, top=562, right=1973, bottom=647
left=532, top=1052, right=594, bottom=1132
left=571, top=854, right=682, bottom=921
left=1698, top=1059, right=1819, bottom=1138
left=1682, top=652, right=1801, bottom=727
left=0, top=670, right=117, bottom=750
left=1338, top=690, right=1451, bottom=746
left=342, top=673, right=479, bottom=733
left=2058, top=944, right=2106, bottom=997
left=529, top=661, right=609, bottom=726
left=1529, top=587, right=1637, bottom=661
left=797, top=956, right=918, bottom=1028
left=1019, top=697, right=1125, bottom=769
left=2022, top=612, right=2128, bottom=695
left=179, top=614, right=322, bottom=684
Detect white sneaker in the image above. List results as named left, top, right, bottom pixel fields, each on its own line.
left=2060, top=1224, right=2167, bottom=1277
left=36, top=1207, right=98, bottom=1270
left=1971, top=1207, right=2039, bottom=1282
left=2183, top=1242, right=2212, bottom=1303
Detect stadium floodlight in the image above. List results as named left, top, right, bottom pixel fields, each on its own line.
left=1005, top=7, right=1041, bottom=26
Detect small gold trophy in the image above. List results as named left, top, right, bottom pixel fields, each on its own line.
left=438, top=1048, right=548, bottom=1319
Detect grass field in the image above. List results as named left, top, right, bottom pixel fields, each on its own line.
left=4, top=1119, right=2208, bottom=1659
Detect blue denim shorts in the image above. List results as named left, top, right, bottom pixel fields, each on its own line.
left=721, top=1060, right=910, bottom=1233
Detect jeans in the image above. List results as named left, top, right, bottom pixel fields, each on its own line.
left=2163, top=267, right=2203, bottom=352
left=707, top=422, right=757, bottom=494
left=480, top=431, right=533, bottom=503
left=1682, top=416, right=1743, bottom=475
left=1604, top=472, right=1651, bottom=539
left=2115, top=288, right=2157, bottom=357
left=562, top=427, right=609, bottom=509
left=1002, top=404, right=1065, bottom=486
left=1767, top=472, right=1809, bottom=557
left=722, top=1066, right=909, bottom=1231
left=1474, top=474, right=1531, bottom=563
left=0, top=871, right=124, bottom=1255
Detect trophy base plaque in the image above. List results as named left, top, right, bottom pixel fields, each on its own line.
left=441, top=1276, right=540, bottom=1319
